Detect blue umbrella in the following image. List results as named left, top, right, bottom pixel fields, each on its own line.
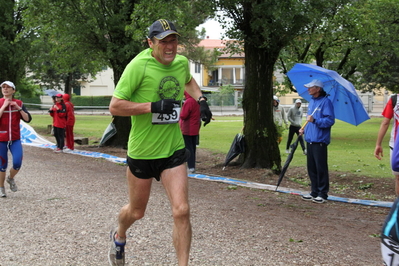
left=287, top=63, right=370, bottom=126
left=44, top=89, right=62, bottom=97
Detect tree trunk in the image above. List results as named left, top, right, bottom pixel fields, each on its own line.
left=64, top=73, right=72, bottom=95
left=103, top=65, right=131, bottom=148
left=103, top=115, right=131, bottom=149
left=241, top=42, right=281, bottom=171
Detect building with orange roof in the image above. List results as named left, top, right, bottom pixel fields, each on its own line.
left=198, top=38, right=245, bottom=91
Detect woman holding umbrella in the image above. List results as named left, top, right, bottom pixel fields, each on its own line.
left=299, top=79, right=335, bottom=204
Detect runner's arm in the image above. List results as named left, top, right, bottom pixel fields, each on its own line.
left=374, top=117, right=391, bottom=160
left=185, top=78, right=204, bottom=102
left=109, top=97, right=151, bottom=117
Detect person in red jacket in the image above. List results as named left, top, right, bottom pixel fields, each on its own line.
left=49, top=94, right=67, bottom=153
left=62, top=93, right=75, bottom=151
left=0, top=81, right=32, bottom=197
left=179, top=91, right=201, bottom=173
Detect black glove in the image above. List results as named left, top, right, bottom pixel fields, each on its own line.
left=199, top=100, right=212, bottom=126
left=151, top=99, right=180, bottom=114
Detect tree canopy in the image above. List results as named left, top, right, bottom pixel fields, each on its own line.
left=276, top=0, right=399, bottom=94
left=0, top=1, right=40, bottom=97
left=213, top=0, right=355, bottom=170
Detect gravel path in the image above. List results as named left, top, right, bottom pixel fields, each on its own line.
left=0, top=145, right=388, bottom=265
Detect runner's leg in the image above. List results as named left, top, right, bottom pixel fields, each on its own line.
left=0, top=142, right=8, bottom=187
left=116, top=167, right=152, bottom=238
left=161, top=164, right=191, bottom=266
left=0, top=171, right=5, bottom=188
left=9, top=140, right=22, bottom=178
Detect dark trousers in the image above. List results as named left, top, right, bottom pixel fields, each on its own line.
left=306, top=142, right=329, bottom=199
left=54, top=127, right=65, bottom=149
left=183, top=135, right=198, bottom=169
left=286, top=125, right=306, bottom=151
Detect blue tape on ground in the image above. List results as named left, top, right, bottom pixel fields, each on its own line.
left=19, top=121, right=393, bottom=208
left=189, top=173, right=393, bottom=208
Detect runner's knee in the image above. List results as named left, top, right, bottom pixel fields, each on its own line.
left=172, top=203, right=190, bottom=221
left=123, top=204, right=146, bottom=221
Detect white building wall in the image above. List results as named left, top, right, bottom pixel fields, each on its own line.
left=79, top=63, right=203, bottom=96
left=80, top=67, right=115, bottom=96
left=189, top=61, right=203, bottom=87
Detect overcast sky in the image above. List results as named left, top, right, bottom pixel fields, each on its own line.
left=196, top=19, right=225, bottom=39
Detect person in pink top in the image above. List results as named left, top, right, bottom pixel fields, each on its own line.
left=63, top=94, right=75, bottom=151
left=179, top=91, right=201, bottom=173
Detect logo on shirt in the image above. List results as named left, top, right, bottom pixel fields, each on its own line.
left=159, top=76, right=180, bottom=99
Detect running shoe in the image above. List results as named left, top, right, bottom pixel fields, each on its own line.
left=108, top=228, right=126, bottom=266
left=301, top=194, right=314, bottom=201
left=54, top=148, right=63, bottom=153
left=63, top=148, right=73, bottom=153
left=0, top=187, right=6, bottom=197
left=7, top=177, right=17, bottom=192
left=313, top=196, right=327, bottom=204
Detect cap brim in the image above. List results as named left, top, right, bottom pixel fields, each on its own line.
left=1, top=81, right=15, bottom=89
left=154, top=30, right=180, bottom=40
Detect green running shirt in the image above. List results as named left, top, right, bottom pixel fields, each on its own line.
left=113, top=48, right=192, bottom=159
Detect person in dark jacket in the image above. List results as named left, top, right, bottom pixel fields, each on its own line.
left=381, top=134, right=399, bottom=264
left=63, top=93, right=75, bottom=151
left=299, top=79, right=335, bottom=204
left=0, top=81, right=32, bottom=197
left=179, top=91, right=201, bottom=173
left=381, top=196, right=399, bottom=265
left=49, top=93, right=67, bottom=153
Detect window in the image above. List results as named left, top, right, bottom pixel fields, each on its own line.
left=195, top=63, right=201, bottom=73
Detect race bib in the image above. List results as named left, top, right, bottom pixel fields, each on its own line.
left=381, top=235, right=399, bottom=266
left=152, top=105, right=181, bottom=124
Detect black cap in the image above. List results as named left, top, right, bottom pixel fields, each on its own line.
left=148, top=19, right=180, bottom=40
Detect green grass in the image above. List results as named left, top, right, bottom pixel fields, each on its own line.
left=31, top=114, right=114, bottom=144
left=31, top=114, right=391, bottom=179
left=277, top=118, right=391, bottom=179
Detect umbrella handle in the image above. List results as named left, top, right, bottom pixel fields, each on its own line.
left=300, top=121, right=308, bottom=131
left=301, top=97, right=327, bottom=131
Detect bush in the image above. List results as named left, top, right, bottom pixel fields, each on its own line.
left=20, top=97, right=42, bottom=110
left=70, top=96, right=112, bottom=107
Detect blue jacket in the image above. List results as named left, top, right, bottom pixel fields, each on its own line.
left=304, top=96, right=335, bottom=145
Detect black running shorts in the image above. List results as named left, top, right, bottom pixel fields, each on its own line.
left=127, top=148, right=190, bottom=181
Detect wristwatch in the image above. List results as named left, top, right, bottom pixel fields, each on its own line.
left=198, top=96, right=207, bottom=102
